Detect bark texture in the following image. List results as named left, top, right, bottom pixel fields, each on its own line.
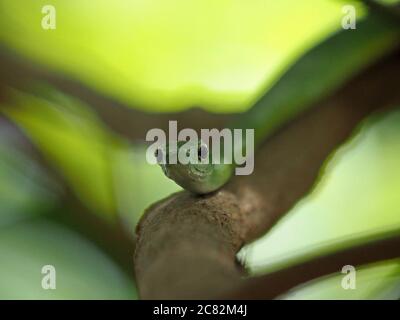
left=134, top=49, right=400, bottom=299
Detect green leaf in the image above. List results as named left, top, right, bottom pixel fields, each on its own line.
left=233, top=13, right=400, bottom=145
left=0, top=218, right=137, bottom=299
left=1, top=88, right=180, bottom=225
left=241, top=108, right=400, bottom=275
left=283, top=259, right=400, bottom=300
left=1, top=89, right=120, bottom=219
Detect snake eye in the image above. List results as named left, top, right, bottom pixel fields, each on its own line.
left=155, top=148, right=164, bottom=163
left=198, top=144, right=208, bottom=160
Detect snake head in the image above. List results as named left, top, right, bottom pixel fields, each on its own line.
left=155, top=139, right=231, bottom=194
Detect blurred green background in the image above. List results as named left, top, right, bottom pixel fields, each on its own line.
left=0, top=0, right=399, bottom=299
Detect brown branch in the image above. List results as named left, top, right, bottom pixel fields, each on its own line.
left=134, top=49, right=400, bottom=299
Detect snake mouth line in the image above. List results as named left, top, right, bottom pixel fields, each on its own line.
left=189, top=165, right=211, bottom=179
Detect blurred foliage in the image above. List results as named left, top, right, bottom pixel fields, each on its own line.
left=0, top=0, right=399, bottom=299
left=283, top=259, right=400, bottom=300
left=239, top=108, right=400, bottom=298
left=2, top=90, right=119, bottom=219
left=0, top=0, right=363, bottom=112
left=0, top=126, right=59, bottom=228
left=1, top=89, right=180, bottom=225
left=0, top=218, right=136, bottom=299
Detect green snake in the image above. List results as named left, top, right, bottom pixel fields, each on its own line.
left=156, top=11, right=400, bottom=195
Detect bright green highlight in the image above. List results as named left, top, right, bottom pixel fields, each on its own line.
left=240, top=108, right=400, bottom=274
left=283, top=260, right=400, bottom=300
left=1, top=88, right=181, bottom=224
left=0, top=0, right=356, bottom=112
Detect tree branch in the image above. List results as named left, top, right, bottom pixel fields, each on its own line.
left=134, top=49, right=400, bottom=299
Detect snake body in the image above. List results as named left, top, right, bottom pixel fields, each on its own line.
left=158, top=13, right=400, bottom=194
